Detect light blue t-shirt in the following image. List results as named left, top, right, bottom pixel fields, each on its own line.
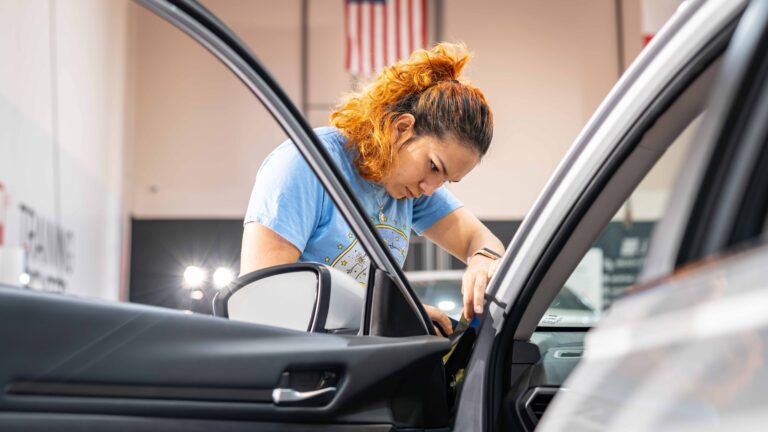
left=245, top=127, right=462, bottom=285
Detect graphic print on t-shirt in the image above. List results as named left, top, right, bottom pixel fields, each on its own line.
left=327, top=221, right=409, bottom=285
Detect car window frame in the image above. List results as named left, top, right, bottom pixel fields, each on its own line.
left=454, top=3, right=745, bottom=430
left=512, top=30, right=731, bottom=340
left=135, top=0, right=432, bottom=336
left=498, top=44, right=727, bottom=432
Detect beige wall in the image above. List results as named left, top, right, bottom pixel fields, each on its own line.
left=0, top=0, right=130, bottom=300
left=442, top=0, right=640, bottom=219
left=306, top=0, right=349, bottom=126
left=130, top=0, right=296, bottom=218
left=129, top=0, right=647, bottom=220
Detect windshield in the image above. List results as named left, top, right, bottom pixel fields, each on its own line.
left=407, top=270, right=597, bottom=326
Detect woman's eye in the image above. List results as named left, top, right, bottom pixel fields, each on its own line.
left=430, top=161, right=439, bottom=172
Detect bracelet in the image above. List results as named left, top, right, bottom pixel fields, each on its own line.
left=471, top=247, right=502, bottom=261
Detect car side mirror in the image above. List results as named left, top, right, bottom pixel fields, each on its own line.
left=212, top=263, right=363, bottom=333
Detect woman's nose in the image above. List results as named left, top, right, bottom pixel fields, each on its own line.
left=419, top=177, right=444, bottom=196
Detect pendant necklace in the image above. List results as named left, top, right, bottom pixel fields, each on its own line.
left=370, top=182, right=387, bottom=223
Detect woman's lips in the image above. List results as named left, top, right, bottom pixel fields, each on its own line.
left=405, top=187, right=415, bottom=199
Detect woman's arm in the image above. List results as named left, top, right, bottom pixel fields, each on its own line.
left=422, top=207, right=505, bottom=320
left=240, top=223, right=301, bottom=276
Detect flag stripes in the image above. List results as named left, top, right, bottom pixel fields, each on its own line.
left=346, top=0, right=427, bottom=76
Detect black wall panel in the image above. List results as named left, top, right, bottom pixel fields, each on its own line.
left=129, top=219, right=651, bottom=313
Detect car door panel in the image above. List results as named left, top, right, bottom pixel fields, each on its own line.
left=0, top=413, right=395, bottom=432
left=531, top=331, right=587, bottom=386
left=0, top=286, right=450, bottom=429
left=0, top=0, right=452, bottom=429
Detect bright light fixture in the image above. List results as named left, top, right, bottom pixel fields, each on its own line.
left=18, top=273, right=30, bottom=286
left=438, top=300, right=456, bottom=312
left=183, top=266, right=206, bottom=288
left=213, top=267, right=235, bottom=289
left=189, top=289, right=204, bottom=300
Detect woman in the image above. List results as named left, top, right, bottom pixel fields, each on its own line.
left=241, top=43, right=504, bottom=335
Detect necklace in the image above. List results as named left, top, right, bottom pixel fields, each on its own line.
left=369, top=181, right=387, bottom=223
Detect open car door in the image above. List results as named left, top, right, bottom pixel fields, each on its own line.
left=0, top=1, right=453, bottom=430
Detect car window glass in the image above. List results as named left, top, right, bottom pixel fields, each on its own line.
left=126, top=3, right=296, bottom=315
left=408, top=271, right=464, bottom=320
left=539, top=113, right=704, bottom=328
left=7, top=2, right=381, bottom=331
left=721, top=128, right=768, bottom=250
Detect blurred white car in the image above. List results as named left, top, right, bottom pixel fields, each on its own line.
left=408, top=270, right=599, bottom=327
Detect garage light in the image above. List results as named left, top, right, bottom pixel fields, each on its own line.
left=189, top=289, right=204, bottom=300
left=18, top=273, right=30, bottom=286
left=213, top=267, right=235, bottom=289
left=438, top=300, right=456, bottom=312
left=183, top=266, right=206, bottom=288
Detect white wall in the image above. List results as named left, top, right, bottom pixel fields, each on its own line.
left=130, top=0, right=297, bottom=218
left=0, top=0, right=130, bottom=300
left=442, top=0, right=634, bottom=219
left=130, top=0, right=646, bottom=221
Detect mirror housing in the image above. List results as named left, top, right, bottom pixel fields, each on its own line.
left=212, top=263, right=364, bottom=333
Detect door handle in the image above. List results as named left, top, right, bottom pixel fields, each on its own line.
left=272, top=386, right=337, bottom=406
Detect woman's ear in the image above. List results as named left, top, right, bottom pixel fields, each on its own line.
left=392, top=114, right=415, bottom=148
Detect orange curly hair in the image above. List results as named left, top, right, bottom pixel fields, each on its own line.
left=330, top=42, right=493, bottom=182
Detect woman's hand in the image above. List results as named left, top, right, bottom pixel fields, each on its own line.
left=424, top=304, right=453, bottom=336
left=462, top=255, right=501, bottom=321
left=420, top=208, right=505, bottom=321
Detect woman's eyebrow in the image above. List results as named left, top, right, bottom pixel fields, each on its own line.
left=436, top=155, right=461, bottom=182
left=436, top=156, right=449, bottom=178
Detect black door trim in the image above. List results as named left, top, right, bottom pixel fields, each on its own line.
left=7, top=381, right=273, bottom=403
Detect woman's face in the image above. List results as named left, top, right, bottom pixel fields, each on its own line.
left=381, top=118, right=480, bottom=199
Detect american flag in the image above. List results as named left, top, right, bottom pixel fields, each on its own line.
left=345, top=0, right=428, bottom=77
